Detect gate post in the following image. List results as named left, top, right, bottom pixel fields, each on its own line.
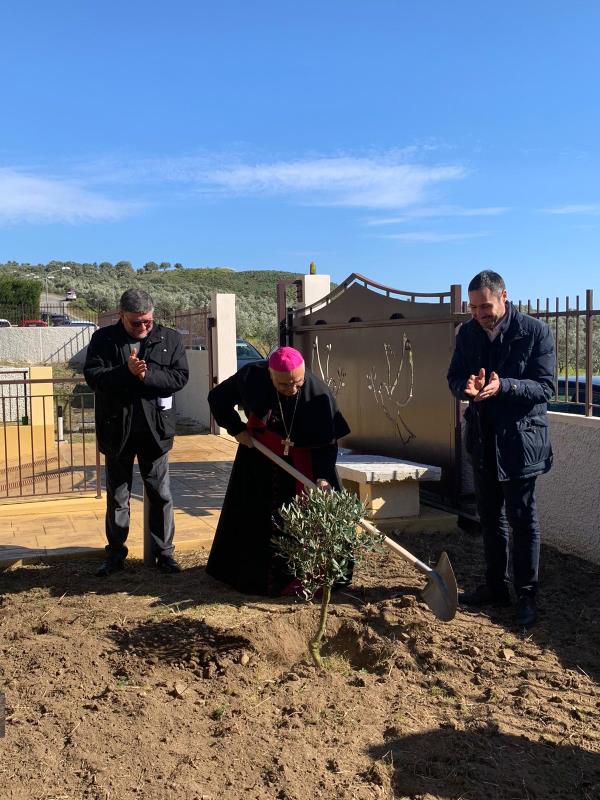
left=209, top=292, right=237, bottom=433
left=450, top=284, right=462, bottom=315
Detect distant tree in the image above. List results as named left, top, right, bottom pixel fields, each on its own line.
left=142, top=261, right=159, bottom=272
left=173, top=262, right=184, bottom=270
left=115, top=260, right=135, bottom=277
left=159, top=262, right=171, bottom=271
left=99, top=261, right=114, bottom=271
left=0, top=277, right=41, bottom=309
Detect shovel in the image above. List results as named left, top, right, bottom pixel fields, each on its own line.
left=250, top=437, right=458, bottom=622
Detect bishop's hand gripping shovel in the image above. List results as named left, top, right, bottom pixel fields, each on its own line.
left=250, top=436, right=458, bottom=622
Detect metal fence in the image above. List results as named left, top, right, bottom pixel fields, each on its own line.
left=171, top=307, right=211, bottom=349
left=98, top=306, right=210, bottom=345
left=0, top=369, right=28, bottom=424
left=0, top=302, right=97, bottom=326
left=98, top=306, right=210, bottom=349
left=0, top=377, right=101, bottom=500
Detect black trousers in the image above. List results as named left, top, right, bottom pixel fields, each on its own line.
left=104, top=433, right=175, bottom=560
left=473, top=468, right=540, bottom=597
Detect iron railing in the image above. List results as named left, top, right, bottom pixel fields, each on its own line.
left=98, top=306, right=210, bottom=350
left=0, top=302, right=97, bottom=326
left=0, top=377, right=101, bottom=500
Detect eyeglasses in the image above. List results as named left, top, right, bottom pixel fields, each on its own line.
left=128, top=319, right=153, bottom=328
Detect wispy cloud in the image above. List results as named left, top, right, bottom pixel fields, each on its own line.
left=0, top=168, right=136, bottom=224
left=200, top=157, right=465, bottom=209
left=0, top=150, right=469, bottom=224
left=542, top=203, right=600, bottom=215
left=380, top=231, right=490, bottom=243
left=366, top=205, right=508, bottom=225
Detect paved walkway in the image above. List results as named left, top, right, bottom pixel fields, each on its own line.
left=0, top=434, right=237, bottom=567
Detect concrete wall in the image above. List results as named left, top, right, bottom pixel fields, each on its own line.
left=0, top=327, right=94, bottom=364
left=537, top=412, right=600, bottom=565
left=176, top=349, right=211, bottom=428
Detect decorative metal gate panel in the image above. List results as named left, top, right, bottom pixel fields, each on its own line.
left=285, top=274, right=464, bottom=502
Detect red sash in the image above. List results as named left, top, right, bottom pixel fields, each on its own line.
left=247, top=412, right=313, bottom=495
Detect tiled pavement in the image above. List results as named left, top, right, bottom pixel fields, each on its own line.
left=0, top=434, right=237, bottom=566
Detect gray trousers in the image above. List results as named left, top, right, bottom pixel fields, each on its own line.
left=104, top=434, right=175, bottom=560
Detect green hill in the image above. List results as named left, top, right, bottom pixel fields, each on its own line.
left=0, top=261, right=304, bottom=350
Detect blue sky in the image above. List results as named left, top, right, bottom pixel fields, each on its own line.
left=1, top=1, right=600, bottom=304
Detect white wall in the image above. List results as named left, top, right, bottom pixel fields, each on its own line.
left=0, top=328, right=94, bottom=364
left=176, top=349, right=211, bottom=428
left=537, top=412, right=600, bottom=565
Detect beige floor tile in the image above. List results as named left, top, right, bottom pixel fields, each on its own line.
left=0, top=433, right=234, bottom=563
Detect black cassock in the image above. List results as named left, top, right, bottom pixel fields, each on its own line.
left=206, top=362, right=351, bottom=596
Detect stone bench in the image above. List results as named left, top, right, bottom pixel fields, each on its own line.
left=335, top=454, right=442, bottom=520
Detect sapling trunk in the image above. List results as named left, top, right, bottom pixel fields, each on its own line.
left=309, top=584, right=332, bottom=668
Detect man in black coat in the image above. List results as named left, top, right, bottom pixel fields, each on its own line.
left=84, top=289, right=189, bottom=576
left=447, top=271, right=555, bottom=626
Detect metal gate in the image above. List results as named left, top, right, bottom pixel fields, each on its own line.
left=280, top=273, right=466, bottom=503
left=0, top=376, right=101, bottom=500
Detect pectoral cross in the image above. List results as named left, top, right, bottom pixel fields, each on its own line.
left=282, top=437, right=294, bottom=456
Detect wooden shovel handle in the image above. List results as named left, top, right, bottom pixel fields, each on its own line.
left=250, top=437, right=433, bottom=576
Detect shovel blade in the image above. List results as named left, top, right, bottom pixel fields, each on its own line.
left=419, top=551, right=458, bottom=622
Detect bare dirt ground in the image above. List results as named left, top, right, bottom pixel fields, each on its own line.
left=1, top=528, right=599, bottom=800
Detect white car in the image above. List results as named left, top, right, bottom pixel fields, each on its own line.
left=0, top=318, right=11, bottom=327
left=65, top=289, right=77, bottom=301
left=68, top=319, right=98, bottom=330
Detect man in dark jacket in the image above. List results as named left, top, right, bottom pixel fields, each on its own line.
left=84, top=289, right=189, bottom=576
left=447, top=271, right=555, bottom=626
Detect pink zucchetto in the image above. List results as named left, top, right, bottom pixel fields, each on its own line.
left=268, top=346, right=305, bottom=373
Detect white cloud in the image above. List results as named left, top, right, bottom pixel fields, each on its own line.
left=49, top=150, right=468, bottom=212
left=0, top=151, right=469, bottom=223
left=0, top=168, right=134, bottom=224
left=381, top=231, right=490, bottom=243
left=542, top=203, right=600, bottom=215
left=199, top=156, right=466, bottom=209
left=366, top=205, right=508, bottom=225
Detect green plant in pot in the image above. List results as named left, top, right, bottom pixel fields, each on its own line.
left=274, top=488, right=384, bottom=669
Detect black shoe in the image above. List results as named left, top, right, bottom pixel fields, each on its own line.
left=95, top=557, right=125, bottom=577
left=459, top=584, right=511, bottom=607
left=156, top=554, right=182, bottom=574
left=515, top=595, right=537, bottom=627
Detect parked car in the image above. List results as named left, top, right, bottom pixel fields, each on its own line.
left=67, top=319, right=98, bottom=330
left=41, top=312, right=72, bottom=326
left=0, top=318, right=11, bottom=327
left=236, top=338, right=265, bottom=370
left=65, top=289, right=77, bottom=301
left=18, top=319, right=48, bottom=327
left=549, top=376, right=600, bottom=417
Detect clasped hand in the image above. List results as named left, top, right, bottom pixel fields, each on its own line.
left=128, top=350, right=147, bottom=381
left=465, top=368, right=501, bottom=402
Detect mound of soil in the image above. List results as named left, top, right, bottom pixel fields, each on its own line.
left=0, top=528, right=599, bottom=800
